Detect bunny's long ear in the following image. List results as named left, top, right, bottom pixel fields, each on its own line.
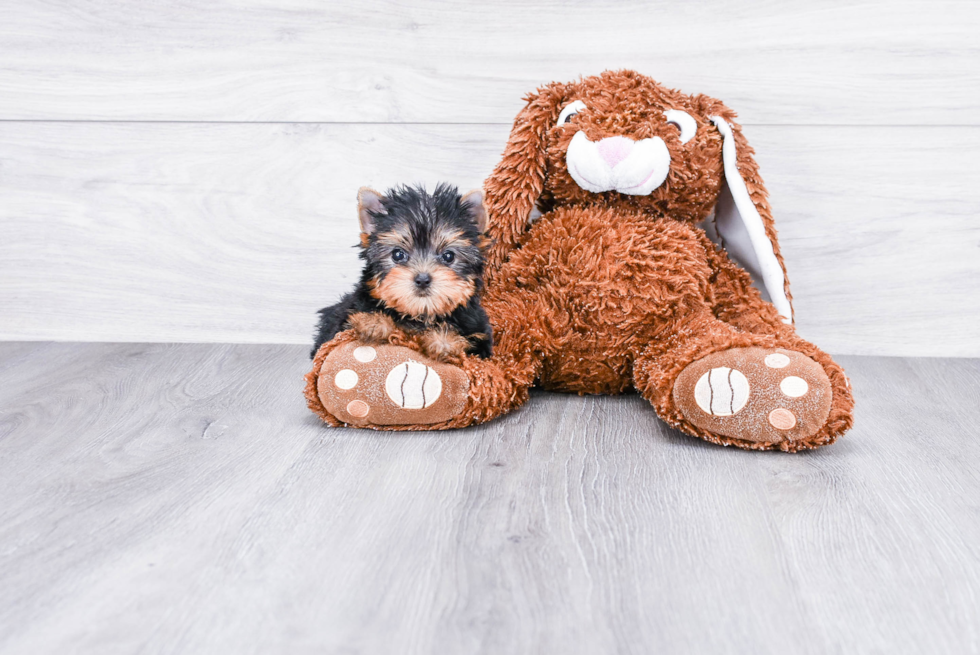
left=483, top=84, right=568, bottom=281
left=702, top=116, right=795, bottom=324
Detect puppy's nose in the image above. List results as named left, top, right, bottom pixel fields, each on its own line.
left=414, top=272, right=432, bottom=289
left=597, top=136, right=634, bottom=168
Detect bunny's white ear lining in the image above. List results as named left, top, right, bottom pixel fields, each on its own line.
left=705, top=117, right=793, bottom=324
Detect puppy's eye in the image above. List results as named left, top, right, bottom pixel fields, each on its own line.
left=440, top=251, right=455, bottom=264
left=663, top=109, right=697, bottom=144
left=391, top=248, right=407, bottom=263
left=557, top=100, right=586, bottom=126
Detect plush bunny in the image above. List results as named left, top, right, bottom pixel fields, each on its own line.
left=306, top=70, right=854, bottom=451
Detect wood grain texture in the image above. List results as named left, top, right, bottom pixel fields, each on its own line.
left=1, top=122, right=977, bottom=355
left=0, top=342, right=978, bottom=654
left=1, top=0, right=978, bottom=124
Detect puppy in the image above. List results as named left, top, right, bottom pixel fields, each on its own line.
left=311, top=184, right=493, bottom=362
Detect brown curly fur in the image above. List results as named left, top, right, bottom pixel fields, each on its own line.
left=307, top=70, right=854, bottom=451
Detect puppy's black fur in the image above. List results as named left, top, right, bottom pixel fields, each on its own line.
left=311, top=184, right=492, bottom=359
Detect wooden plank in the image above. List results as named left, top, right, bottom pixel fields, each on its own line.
left=0, top=343, right=978, bottom=653
left=0, top=0, right=977, bottom=125
left=1, top=122, right=977, bottom=355
left=763, top=125, right=980, bottom=357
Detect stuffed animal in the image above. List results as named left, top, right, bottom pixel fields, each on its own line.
left=306, top=70, right=854, bottom=451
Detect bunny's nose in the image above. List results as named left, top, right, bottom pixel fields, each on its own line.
left=596, top=136, right=634, bottom=169
left=414, top=272, right=432, bottom=289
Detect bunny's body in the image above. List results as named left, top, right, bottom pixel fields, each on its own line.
left=484, top=207, right=712, bottom=394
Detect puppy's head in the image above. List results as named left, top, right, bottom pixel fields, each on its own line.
left=357, top=184, right=487, bottom=320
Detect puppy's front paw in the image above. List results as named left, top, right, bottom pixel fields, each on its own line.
left=347, top=312, right=396, bottom=344
left=420, top=327, right=470, bottom=363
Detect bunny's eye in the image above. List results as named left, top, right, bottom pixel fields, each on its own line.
left=664, top=109, right=698, bottom=144
left=557, top=100, right=586, bottom=126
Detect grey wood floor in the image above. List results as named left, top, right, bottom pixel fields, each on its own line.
left=1, top=342, right=978, bottom=654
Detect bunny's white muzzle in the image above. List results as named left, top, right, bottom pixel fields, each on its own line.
left=565, top=131, right=671, bottom=196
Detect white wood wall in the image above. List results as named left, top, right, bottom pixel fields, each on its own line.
left=1, top=1, right=978, bottom=356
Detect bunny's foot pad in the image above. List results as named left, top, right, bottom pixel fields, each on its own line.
left=673, top=347, right=832, bottom=445
left=317, top=342, right=469, bottom=426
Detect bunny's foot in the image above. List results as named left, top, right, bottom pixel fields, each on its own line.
left=672, top=347, right=833, bottom=447
left=308, top=341, right=470, bottom=427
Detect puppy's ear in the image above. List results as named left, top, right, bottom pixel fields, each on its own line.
left=357, top=187, right=386, bottom=234
left=483, top=82, right=569, bottom=281
left=461, top=189, right=487, bottom=233
left=694, top=97, right=794, bottom=324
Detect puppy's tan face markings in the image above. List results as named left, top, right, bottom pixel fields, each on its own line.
left=369, top=222, right=482, bottom=320
left=371, top=266, right=475, bottom=320
left=375, top=226, right=413, bottom=251
left=433, top=229, right=473, bottom=252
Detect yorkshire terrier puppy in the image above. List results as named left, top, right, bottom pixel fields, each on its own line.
left=311, top=184, right=493, bottom=362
